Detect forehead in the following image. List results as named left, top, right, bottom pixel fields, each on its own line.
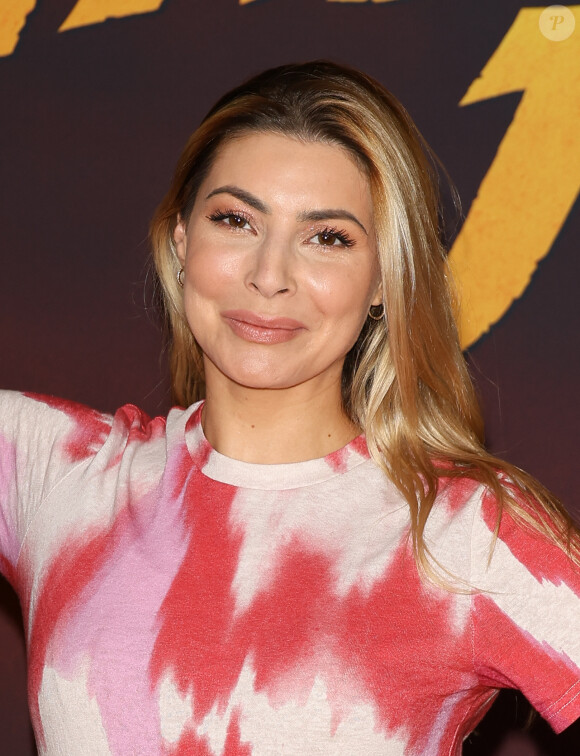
left=199, top=132, right=373, bottom=215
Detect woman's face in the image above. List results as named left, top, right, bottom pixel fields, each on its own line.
left=174, top=132, right=382, bottom=396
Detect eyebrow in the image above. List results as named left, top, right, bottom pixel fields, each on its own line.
left=205, top=185, right=269, bottom=214
left=205, top=185, right=368, bottom=235
left=297, top=209, right=368, bottom=235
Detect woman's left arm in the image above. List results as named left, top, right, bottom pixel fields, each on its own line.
left=470, top=487, right=580, bottom=734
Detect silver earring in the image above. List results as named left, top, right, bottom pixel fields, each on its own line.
left=177, top=268, right=185, bottom=288
left=368, top=303, right=384, bottom=321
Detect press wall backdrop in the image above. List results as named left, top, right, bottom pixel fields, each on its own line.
left=0, top=1, right=578, bottom=753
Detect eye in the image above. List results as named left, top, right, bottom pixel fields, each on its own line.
left=225, top=214, right=250, bottom=229
left=207, top=210, right=252, bottom=231
left=310, top=228, right=355, bottom=248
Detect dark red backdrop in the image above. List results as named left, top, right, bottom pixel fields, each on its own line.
left=0, top=1, right=578, bottom=752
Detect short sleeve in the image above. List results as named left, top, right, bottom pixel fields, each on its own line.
left=470, top=487, right=580, bottom=733
left=0, top=391, right=113, bottom=585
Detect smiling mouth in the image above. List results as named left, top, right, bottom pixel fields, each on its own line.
left=222, top=310, right=306, bottom=344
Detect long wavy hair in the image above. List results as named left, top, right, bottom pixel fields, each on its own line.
left=150, top=60, right=579, bottom=579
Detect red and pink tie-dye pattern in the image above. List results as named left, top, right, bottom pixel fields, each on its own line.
left=0, top=391, right=579, bottom=755
left=0, top=433, right=20, bottom=587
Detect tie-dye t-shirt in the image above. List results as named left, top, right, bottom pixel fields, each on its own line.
left=0, top=391, right=579, bottom=755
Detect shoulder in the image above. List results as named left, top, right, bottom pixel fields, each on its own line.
left=0, top=391, right=118, bottom=464
left=472, top=480, right=580, bottom=591
left=0, top=390, right=188, bottom=466
left=426, top=471, right=580, bottom=590
left=434, top=471, right=580, bottom=590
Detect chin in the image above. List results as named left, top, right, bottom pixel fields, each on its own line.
left=215, top=352, right=299, bottom=388
left=231, top=373, right=297, bottom=391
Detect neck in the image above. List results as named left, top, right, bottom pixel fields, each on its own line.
left=201, top=370, right=360, bottom=464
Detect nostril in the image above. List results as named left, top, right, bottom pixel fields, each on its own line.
left=247, top=279, right=292, bottom=297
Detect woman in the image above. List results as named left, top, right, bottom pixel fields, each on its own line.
left=1, top=60, right=579, bottom=755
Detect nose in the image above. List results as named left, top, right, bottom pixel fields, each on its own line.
left=245, top=236, right=296, bottom=298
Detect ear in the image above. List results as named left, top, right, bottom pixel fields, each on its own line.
left=173, top=216, right=187, bottom=267
left=370, top=279, right=383, bottom=308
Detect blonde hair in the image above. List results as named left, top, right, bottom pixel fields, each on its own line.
left=150, top=61, right=579, bottom=579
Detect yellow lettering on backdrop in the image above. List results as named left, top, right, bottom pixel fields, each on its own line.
left=449, top=6, right=580, bottom=348
left=59, top=0, right=164, bottom=31
left=0, top=0, right=36, bottom=57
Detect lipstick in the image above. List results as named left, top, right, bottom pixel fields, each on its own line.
left=222, top=310, right=305, bottom=344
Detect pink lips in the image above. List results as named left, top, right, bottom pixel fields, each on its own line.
left=222, top=310, right=306, bottom=344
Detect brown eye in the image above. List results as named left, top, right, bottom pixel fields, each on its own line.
left=317, top=231, right=339, bottom=246
left=227, top=214, right=248, bottom=229
left=310, top=228, right=355, bottom=248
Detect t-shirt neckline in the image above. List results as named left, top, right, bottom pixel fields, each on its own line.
left=183, top=401, right=371, bottom=490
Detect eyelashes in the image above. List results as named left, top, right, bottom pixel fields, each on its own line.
left=206, top=208, right=357, bottom=249
left=207, top=209, right=252, bottom=230
left=312, top=228, right=356, bottom=248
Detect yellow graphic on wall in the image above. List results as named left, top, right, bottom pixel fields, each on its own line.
left=0, top=0, right=35, bottom=57
left=59, top=0, right=164, bottom=31
left=0, top=0, right=164, bottom=54
left=449, top=6, right=580, bottom=348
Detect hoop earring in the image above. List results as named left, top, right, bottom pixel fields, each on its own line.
left=177, top=268, right=185, bottom=288
left=368, top=303, right=384, bottom=321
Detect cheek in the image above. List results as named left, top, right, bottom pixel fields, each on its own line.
left=309, top=266, right=376, bottom=326
left=180, top=256, right=223, bottom=342
left=184, top=243, right=237, bottom=300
